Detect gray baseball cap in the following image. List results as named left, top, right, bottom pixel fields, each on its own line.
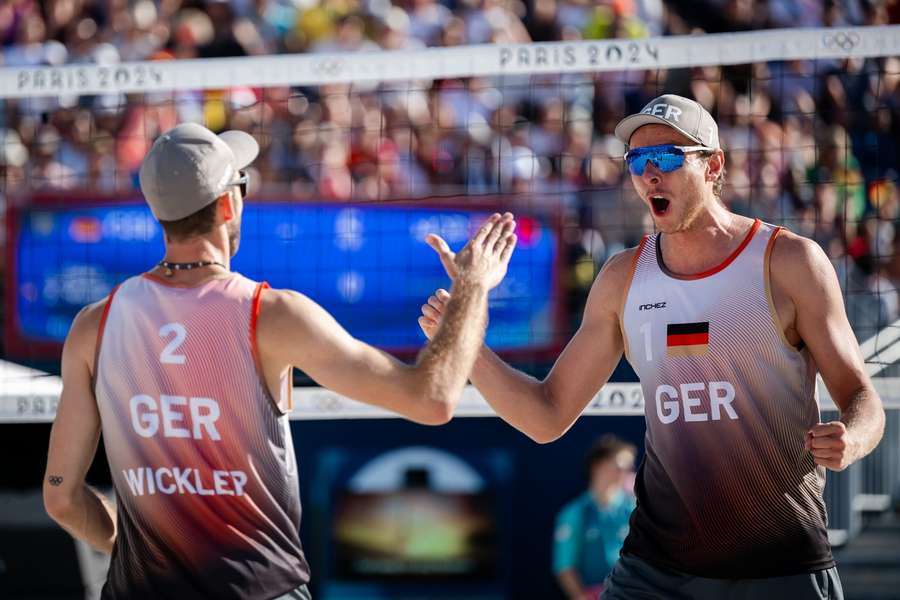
left=615, top=94, right=720, bottom=149
left=139, top=123, right=259, bottom=221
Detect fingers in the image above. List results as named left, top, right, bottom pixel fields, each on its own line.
left=426, top=233, right=453, bottom=259
left=429, top=289, right=449, bottom=309
left=421, top=303, right=441, bottom=320
left=426, top=233, right=457, bottom=277
left=811, top=448, right=840, bottom=460
left=805, top=421, right=851, bottom=471
left=804, top=422, right=847, bottom=450
left=420, top=289, right=449, bottom=335
left=808, top=435, right=846, bottom=451
left=482, top=212, right=513, bottom=250
left=417, top=316, right=437, bottom=339
left=472, top=213, right=501, bottom=247
left=492, top=216, right=517, bottom=253
left=422, top=290, right=448, bottom=319
left=500, top=233, right=517, bottom=264
left=809, top=421, right=846, bottom=437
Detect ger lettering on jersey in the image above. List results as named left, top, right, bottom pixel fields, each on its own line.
left=619, top=220, right=833, bottom=578
left=95, top=272, right=309, bottom=599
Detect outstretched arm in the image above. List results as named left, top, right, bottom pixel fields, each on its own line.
left=773, top=231, right=885, bottom=470
left=44, top=301, right=117, bottom=553
left=419, top=249, right=634, bottom=442
left=258, top=213, right=517, bottom=425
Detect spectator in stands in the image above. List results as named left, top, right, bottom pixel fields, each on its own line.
left=0, top=0, right=896, bottom=345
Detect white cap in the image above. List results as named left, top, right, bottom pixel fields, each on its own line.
left=615, top=94, right=720, bottom=149
left=139, top=123, right=259, bottom=222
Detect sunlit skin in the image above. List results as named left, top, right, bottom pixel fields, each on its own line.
left=419, top=119, right=883, bottom=477
left=627, top=124, right=750, bottom=276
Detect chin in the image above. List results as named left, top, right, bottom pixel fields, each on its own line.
left=228, top=223, right=241, bottom=257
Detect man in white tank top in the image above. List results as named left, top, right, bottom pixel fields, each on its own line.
left=419, top=94, right=885, bottom=598
left=42, top=123, right=517, bottom=599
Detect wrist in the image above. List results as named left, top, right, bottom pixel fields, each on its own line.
left=452, top=276, right=489, bottom=295
left=845, top=430, right=863, bottom=463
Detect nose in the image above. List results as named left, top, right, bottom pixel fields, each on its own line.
left=641, top=161, right=662, bottom=185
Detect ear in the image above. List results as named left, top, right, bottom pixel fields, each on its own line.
left=218, top=193, right=235, bottom=223
left=706, top=150, right=725, bottom=182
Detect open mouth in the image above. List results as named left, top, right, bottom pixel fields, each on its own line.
left=650, top=195, right=670, bottom=216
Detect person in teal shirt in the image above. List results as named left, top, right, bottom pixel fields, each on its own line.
left=553, top=435, right=637, bottom=600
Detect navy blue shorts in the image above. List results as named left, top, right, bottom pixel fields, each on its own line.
left=601, top=554, right=843, bottom=600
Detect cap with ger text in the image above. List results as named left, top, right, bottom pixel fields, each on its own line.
left=139, top=123, right=259, bottom=222
left=614, top=94, right=719, bottom=149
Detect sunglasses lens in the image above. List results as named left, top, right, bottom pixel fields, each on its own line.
left=626, top=154, right=651, bottom=176
left=655, top=151, right=685, bottom=173
left=625, top=147, right=686, bottom=175
left=239, top=171, right=248, bottom=197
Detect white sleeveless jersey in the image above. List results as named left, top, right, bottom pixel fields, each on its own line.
left=95, top=272, right=309, bottom=599
left=619, top=220, right=833, bottom=578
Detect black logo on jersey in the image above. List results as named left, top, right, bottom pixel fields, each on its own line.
left=638, top=302, right=667, bottom=311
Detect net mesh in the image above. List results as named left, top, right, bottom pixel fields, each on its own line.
left=0, top=26, right=899, bottom=420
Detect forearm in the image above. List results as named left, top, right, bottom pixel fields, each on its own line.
left=839, top=385, right=886, bottom=463
left=469, top=345, right=561, bottom=441
left=415, top=278, right=489, bottom=406
left=48, top=484, right=116, bottom=554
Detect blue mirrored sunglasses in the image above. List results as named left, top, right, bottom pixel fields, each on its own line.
left=624, top=144, right=713, bottom=176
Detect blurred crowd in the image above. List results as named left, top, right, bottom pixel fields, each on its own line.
left=0, top=0, right=898, bottom=344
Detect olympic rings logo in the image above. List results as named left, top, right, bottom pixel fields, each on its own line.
left=822, top=31, right=860, bottom=52
left=312, top=58, right=345, bottom=78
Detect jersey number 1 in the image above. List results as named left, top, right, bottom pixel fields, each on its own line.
left=159, top=323, right=187, bottom=364
left=640, top=322, right=653, bottom=362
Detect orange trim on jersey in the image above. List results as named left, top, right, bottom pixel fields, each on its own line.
left=284, top=367, right=295, bottom=412
left=763, top=226, right=802, bottom=353
left=250, top=282, right=287, bottom=415
left=658, top=219, right=761, bottom=280
left=92, top=284, right=120, bottom=392
left=619, top=236, right=649, bottom=365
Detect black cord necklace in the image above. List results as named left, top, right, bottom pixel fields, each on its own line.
left=158, top=259, right=226, bottom=277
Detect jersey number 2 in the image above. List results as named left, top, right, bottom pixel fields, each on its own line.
left=159, top=323, right=187, bottom=364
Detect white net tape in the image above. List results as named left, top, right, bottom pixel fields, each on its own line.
left=1, top=26, right=898, bottom=99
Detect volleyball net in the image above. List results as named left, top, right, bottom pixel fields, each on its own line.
left=0, top=25, right=899, bottom=425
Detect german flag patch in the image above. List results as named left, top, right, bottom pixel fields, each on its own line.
left=666, top=322, right=709, bottom=357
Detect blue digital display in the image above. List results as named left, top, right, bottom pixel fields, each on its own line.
left=11, top=202, right=559, bottom=355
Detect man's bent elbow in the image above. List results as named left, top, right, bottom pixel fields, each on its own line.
left=525, top=386, right=570, bottom=444
left=528, top=426, right=566, bottom=445
left=416, top=393, right=455, bottom=425
left=43, top=486, right=75, bottom=525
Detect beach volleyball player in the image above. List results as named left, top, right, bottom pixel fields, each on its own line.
left=42, top=123, right=516, bottom=599
left=419, top=95, right=885, bottom=598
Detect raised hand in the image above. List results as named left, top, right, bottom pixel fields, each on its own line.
left=418, top=288, right=450, bottom=340
left=425, top=212, right=517, bottom=291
